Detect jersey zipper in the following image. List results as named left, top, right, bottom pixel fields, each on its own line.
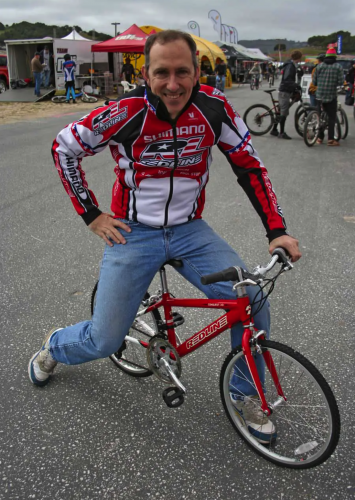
left=163, top=122, right=178, bottom=226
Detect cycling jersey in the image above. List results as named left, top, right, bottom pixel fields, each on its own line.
left=52, top=83, right=287, bottom=241
left=62, top=60, right=76, bottom=82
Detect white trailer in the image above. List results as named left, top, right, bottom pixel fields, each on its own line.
left=5, top=35, right=108, bottom=91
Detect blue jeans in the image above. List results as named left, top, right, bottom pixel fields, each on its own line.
left=309, top=94, right=317, bottom=107
left=42, top=69, right=50, bottom=88
left=48, top=219, right=270, bottom=395
left=33, top=72, right=42, bottom=96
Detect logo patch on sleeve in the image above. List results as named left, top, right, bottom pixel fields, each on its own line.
left=92, top=105, right=128, bottom=135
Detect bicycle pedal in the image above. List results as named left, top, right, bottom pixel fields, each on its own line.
left=158, top=312, right=185, bottom=330
left=162, top=387, right=185, bottom=408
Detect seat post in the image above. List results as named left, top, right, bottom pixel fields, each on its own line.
left=159, top=266, right=169, bottom=294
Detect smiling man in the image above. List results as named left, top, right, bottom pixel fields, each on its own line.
left=29, top=30, right=300, bottom=444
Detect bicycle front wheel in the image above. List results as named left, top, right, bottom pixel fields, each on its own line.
left=220, top=340, right=340, bottom=469
left=81, top=94, right=98, bottom=103
left=243, top=104, right=274, bottom=135
left=303, top=110, right=320, bottom=146
left=91, top=283, right=160, bottom=377
left=337, top=108, right=348, bottom=139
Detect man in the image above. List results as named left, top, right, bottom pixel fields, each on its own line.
left=120, top=57, right=135, bottom=83
left=40, top=45, right=52, bottom=88
left=313, top=47, right=344, bottom=146
left=29, top=31, right=301, bottom=443
left=345, top=60, right=355, bottom=105
left=268, top=63, right=275, bottom=85
left=270, top=50, right=303, bottom=139
left=308, top=54, right=325, bottom=107
left=248, top=62, right=261, bottom=88
left=214, top=59, right=227, bottom=92
left=31, top=51, right=45, bottom=98
left=62, top=53, right=76, bottom=103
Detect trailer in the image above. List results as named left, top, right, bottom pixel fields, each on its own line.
left=3, top=32, right=108, bottom=101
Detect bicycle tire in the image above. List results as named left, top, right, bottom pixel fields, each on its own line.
left=51, top=95, right=67, bottom=103
left=243, top=104, right=274, bottom=136
left=91, top=282, right=161, bottom=377
left=303, top=110, right=320, bottom=147
left=81, top=95, right=98, bottom=103
left=220, top=339, right=340, bottom=469
left=333, top=115, right=341, bottom=142
left=250, top=82, right=254, bottom=91
left=337, top=108, right=348, bottom=139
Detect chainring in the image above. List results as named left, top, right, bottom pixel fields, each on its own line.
left=146, top=338, right=182, bottom=383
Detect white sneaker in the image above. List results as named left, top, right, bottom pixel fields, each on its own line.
left=230, top=393, right=277, bottom=444
left=28, top=328, right=62, bottom=386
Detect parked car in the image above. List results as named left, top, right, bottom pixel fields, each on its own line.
left=0, top=53, right=9, bottom=92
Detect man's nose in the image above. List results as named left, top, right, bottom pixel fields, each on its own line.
left=166, top=74, right=180, bottom=92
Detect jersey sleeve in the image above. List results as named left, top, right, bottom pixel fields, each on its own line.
left=51, top=100, right=130, bottom=225
left=217, top=96, right=287, bottom=241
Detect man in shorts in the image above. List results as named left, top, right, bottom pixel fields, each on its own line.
left=270, top=50, right=303, bottom=139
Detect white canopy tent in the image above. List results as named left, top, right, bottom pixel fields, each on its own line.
left=61, top=30, right=90, bottom=41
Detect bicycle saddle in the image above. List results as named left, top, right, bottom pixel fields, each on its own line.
left=164, top=259, right=183, bottom=268
left=264, top=89, right=277, bottom=94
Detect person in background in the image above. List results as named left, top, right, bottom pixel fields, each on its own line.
left=31, top=51, right=46, bottom=98
left=270, top=50, right=303, bottom=139
left=121, top=58, right=135, bottom=84
left=63, top=53, right=77, bottom=103
left=308, top=54, right=325, bottom=107
left=249, top=62, right=261, bottom=87
left=268, top=63, right=275, bottom=85
left=215, top=59, right=227, bottom=92
left=345, top=60, right=355, bottom=105
left=313, top=47, right=344, bottom=147
left=40, top=46, right=52, bottom=89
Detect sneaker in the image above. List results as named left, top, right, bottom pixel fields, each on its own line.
left=230, top=393, right=277, bottom=444
left=28, top=328, right=62, bottom=386
left=327, top=140, right=340, bottom=147
left=270, top=129, right=279, bottom=136
left=278, top=132, right=292, bottom=140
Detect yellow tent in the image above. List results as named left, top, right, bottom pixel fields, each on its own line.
left=137, top=25, right=231, bottom=88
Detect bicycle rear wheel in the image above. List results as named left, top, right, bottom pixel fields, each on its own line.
left=91, top=283, right=160, bottom=377
left=303, top=110, right=320, bottom=146
left=51, top=95, right=67, bottom=103
left=243, top=104, right=274, bottom=136
left=337, top=108, right=348, bottom=139
left=220, top=340, right=340, bottom=469
left=81, top=94, right=98, bottom=103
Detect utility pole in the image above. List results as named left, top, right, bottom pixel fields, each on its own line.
left=111, top=23, right=121, bottom=84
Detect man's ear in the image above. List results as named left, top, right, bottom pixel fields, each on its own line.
left=194, top=66, right=201, bottom=85
left=141, top=66, right=149, bottom=86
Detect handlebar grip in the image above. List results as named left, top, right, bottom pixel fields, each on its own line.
left=272, top=247, right=290, bottom=265
left=201, top=266, right=239, bottom=285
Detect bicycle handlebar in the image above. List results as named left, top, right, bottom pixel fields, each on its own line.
left=200, top=248, right=292, bottom=286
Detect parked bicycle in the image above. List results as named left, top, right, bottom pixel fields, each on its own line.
left=51, top=89, right=98, bottom=104
left=243, top=89, right=309, bottom=136
left=303, top=106, right=341, bottom=147
left=91, top=248, right=340, bottom=469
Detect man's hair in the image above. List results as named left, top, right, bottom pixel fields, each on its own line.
left=291, top=50, right=303, bottom=61
left=144, top=30, right=198, bottom=73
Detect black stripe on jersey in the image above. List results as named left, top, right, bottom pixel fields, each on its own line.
left=112, top=107, right=146, bottom=163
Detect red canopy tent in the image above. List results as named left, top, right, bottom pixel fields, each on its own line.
left=91, top=24, right=148, bottom=53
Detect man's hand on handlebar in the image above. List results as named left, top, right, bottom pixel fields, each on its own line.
left=88, top=213, right=131, bottom=247
left=269, top=235, right=301, bottom=263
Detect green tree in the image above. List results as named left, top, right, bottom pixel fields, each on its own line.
left=274, top=43, right=287, bottom=51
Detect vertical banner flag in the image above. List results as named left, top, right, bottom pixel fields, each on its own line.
left=222, top=24, right=229, bottom=42
left=187, top=21, right=200, bottom=37
left=228, top=26, right=234, bottom=44
left=233, top=27, right=238, bottom=44
left=337, top=35, right=342, bottom=54
left=208, top=10, right=222, bottom=40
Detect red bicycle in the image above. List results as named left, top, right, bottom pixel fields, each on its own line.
left=91, top=248, right=340, bottom=468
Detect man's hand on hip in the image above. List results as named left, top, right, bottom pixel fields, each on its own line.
left=269, top=235, right=302, bottom=263
left=88, top=213, right=131, bottom=247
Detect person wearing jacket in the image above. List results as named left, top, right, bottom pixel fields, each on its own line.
left=29, top=30, right=301, bottom=443
left=308, top=54, right=325, bottom=107
left=62, top=53, right=77, bottom=103
left=313, top=47, right=344, bottom=146
left=270, top=50, right=303, bottom=139
left=345, top=61, right=355, bottom=105
left=31, top=51, right=46, bottom=98
left=39, top=46, right=53, bottom=88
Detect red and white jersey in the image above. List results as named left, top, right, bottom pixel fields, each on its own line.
left=52, top=84, right=287, bottom=241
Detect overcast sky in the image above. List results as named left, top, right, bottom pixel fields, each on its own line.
left=2, top=0, right=355, bottom=42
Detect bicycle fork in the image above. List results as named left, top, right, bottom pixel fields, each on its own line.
left=241, top=328, right=286, bottom=415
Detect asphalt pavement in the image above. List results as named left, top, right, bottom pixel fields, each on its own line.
left=0, top=83, right=355, bottom=500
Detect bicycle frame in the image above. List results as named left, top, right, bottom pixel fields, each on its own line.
left=129, top=266, right=285, bottom=414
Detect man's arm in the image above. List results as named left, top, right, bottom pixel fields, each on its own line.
left=216, top=97, right=301, bottom=262
left=51, top=100, right=133, bottom=246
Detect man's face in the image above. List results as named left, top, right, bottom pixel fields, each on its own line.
left=142, top=39, right=200, bottom=120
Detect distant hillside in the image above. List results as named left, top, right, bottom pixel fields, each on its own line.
left=239, top=39, right=308, bottom=55
left=0, top=21, right=112, bottom=45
